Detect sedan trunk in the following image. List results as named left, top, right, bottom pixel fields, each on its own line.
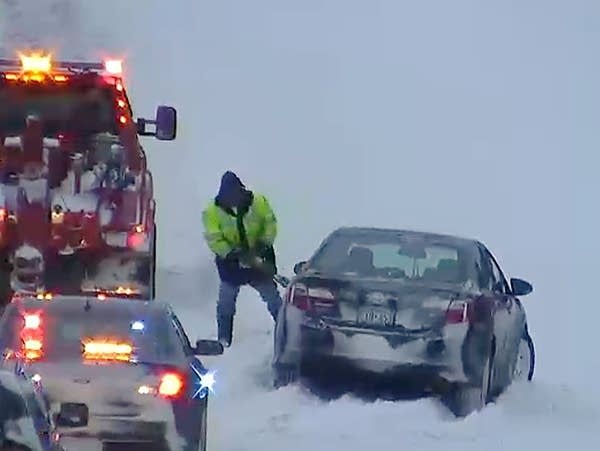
left=296, top=275, right=466, bottom=332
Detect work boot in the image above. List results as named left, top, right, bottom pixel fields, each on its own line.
left=217, top=315, right=234, bottom=348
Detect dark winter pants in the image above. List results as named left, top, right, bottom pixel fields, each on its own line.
left=217, top=279, right=282, bottom=320
left=216, top=279, right=282, bottom=345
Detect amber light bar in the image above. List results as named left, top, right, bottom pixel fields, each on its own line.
left=0, top=54, right=121, bottom=75
left=82, top=339, right=133, bottom=362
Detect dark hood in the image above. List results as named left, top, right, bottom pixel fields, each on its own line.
left=215, top=171, right=252, bottom=212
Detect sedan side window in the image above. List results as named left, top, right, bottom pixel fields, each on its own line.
left=489, top=259, right=506, bottom=293
left=170, top=313, right=193, bottom=355
left=476, top=247, right=493, bottom=291
left=488, top=253, right=510, bottom=294
left=478, top=246, right=509, bottom=294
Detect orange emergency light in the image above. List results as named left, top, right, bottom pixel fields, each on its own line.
left=18, top=52, right=52, bottom=73
left=82, top=338, right=133, bottom=362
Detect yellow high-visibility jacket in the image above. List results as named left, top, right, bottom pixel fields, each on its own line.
left=202, top=193, right=277, bottom=259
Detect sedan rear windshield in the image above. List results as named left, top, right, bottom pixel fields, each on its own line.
left=309, top=232, right=470, bottom=285
left=0, top=306, right=184, bottom=364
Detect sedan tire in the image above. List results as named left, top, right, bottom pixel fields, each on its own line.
left=513, top=330, right=535, bottom=382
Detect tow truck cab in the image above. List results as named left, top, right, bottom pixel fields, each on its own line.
left=0, top=52, right=177, bottom=305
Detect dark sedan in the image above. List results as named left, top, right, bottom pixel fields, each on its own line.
left=0, top=294, right=223, bottom=450
left=272, top=227, right=535, bottom=416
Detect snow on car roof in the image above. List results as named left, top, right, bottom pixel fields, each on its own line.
left=330, top=226, right=480, bottom=247
left=11, top=294, right=169, bottom=314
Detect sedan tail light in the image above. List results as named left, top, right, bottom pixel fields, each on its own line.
left=445, top=300, right=473, bottom=324
left=158, top=372, right=184, bottom=398
left=288, top=283, right=309, bottom=310
left=20, top=311, right=44, bottom=361
left=288, top=283, right=336, bottom=311
left=138, top=371, right=186, bottom=400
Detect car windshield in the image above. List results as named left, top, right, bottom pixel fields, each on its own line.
left=309, top=231, right=472, bottom=287
left=0, top=84, right=116, bottom=135
left=0, top=305, right=184, bottom=365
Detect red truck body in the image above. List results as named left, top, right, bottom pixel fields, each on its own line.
left=0, top=53, right=176, bottom=303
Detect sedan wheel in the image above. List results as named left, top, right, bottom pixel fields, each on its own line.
left=513, top=332, right=535, bottom=381
left=480, top=351, right=492, bottom=405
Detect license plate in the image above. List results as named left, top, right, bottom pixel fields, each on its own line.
left=104, top=232, right=127, bottom=247
left=60, top=438, right=102, bottom=451
left=357, top=307, right=395, bottom=326
left=59, top=403, right=89, bottom=427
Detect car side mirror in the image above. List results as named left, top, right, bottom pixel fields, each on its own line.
left=193, top=339, right=224, bottom=356
left=293, top=261, right=307, bottom=275
left=136, top=105, right=177, bottom=140
left=510, top=278, right=533, bottom=296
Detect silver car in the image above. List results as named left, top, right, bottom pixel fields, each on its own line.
left=273, top=227, right=535, bottom=416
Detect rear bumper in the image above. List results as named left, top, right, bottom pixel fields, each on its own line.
left=52, top=407, right=185, bottom=450
left=276, top=306, right=470, bottom=384
left=58, top=418, right=167, bottom=443
left=102, top=231, right=151, bottom=252
left=47, top=233, right=151, bottom=255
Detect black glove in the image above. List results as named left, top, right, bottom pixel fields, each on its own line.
left=259, top=242, right=270, bottom=253
left=245, top=247, right=277, bottom=277
left=244, top=244, right=270, bottom=264
left=253, top=242, right=273, bottom=258
left=257, top=259, right=277, bottom=277
left=224, top=248, right=244, bottom=261
left=238, top=250, right=260, bottom=268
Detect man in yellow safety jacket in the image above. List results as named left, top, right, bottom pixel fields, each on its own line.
left=202, top=171, right=283, bottom=347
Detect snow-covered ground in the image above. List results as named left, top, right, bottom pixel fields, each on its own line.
left=2, top=0, right=600, bottom=450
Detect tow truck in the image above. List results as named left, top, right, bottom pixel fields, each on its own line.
left=0, top=51, right=176, bottom=306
